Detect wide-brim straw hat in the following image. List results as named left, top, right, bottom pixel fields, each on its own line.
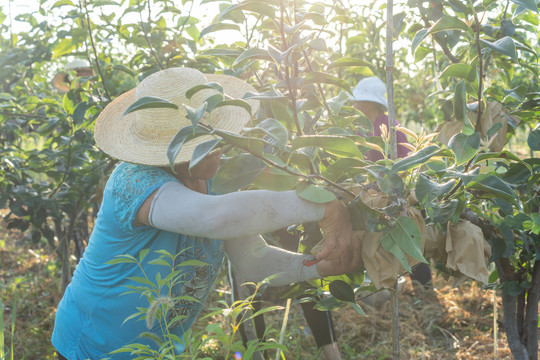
left=94, top=67, right=259, bottom=166
left=52, top=59, right=92, bottom=92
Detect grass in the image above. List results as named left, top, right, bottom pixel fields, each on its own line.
left=1, top=218, right=535, bottom=359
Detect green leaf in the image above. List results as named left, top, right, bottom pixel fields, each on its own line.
left=243, top=118, right=289, bottom=150
left=73, top=102, right=87, bottom=123
left=185, top=82, right=223, bottom=100
left=378, top=172, right=404, bottom=194
left=270, top=101, right=295, bottom=126
left=218, top=2, right=276, bottom=21
left=233, top=48, right=273, bottom=66
left=52, top=0, right=75, bottom=8
left=327, top=91, right=351, bottom=115
left=127, top=276, right=156, bottom=287
left=303, top=72, right=352, bottom=94
left=381, top=234, right=411, bottom=272
left=189, top=139, right=222, bottom=170
left=509, top=0, right=538, bottom=12
left=105, top=255, right=137, bottom=265
left=474, top=151, right=532, bottom=172
left=381, top=216, right=426, bottom=272
left=295, top=181, right=336, bottom=203
left=242, top=89, right=287, bottom=101
left=123, top=96, right=179, bottom=116
left=201, top=49, right=241, bottom=57
left=185, top=102, right=208, bottom=128
left=291, top=135, right=362, bottom=158
left=212, top=99, right=252, bottom=116
left=167, top=125, right=211, bottom=168
left=148, top=258, right=171, bottom=267
left=428, top=15, right=469, bottom=34
left=448, top=132, right=480, bottom=165
left=211, top=154, right=266, bottom=193
left=314, top=296, right=343, bottom=311
left=324, top=158, right=368, bottom=182
left=453, top=80, right=467, bottom=123
left=212, top=129, right=266, bottom=156
left=52, top=38, right=75, bottom=59
left=503, top=158, right=540, bottom=184
left=466, top=174, right=519, bottom=205
left=527, top=126, right=540, bottom=151
left=252, top=167, right=298, bottom=191
left=439, top=64, right=476, bottom=82
left=414, top=46, right=432, bottom=62
left=139, top=249, right=150, bottom=262
left=350, top=302, right=367, bottom=317
left=199, top=23, right=240, bottom=39
left=480, top=37, right=519, bottom=62
left=177, top=259, right=209, bottom=267
left=329, top=280, right=355, bottom=302
left=411, top=28, right=429, bottom=54
left=347, top=194, right=389, bottom=232
left=326, top=57, right=373, bottom=70
left=415, top=175, right=456, bottom=205
left=391, top=145, right=441, bottom=173
left=203, top=93, right=225, bottom=112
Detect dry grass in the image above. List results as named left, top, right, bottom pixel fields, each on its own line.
left=1, top=220, right=539, bottom=359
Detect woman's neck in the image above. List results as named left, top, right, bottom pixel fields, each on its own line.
left=180, top=178, right=208, bottom=193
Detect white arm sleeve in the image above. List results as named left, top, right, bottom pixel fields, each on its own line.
left=148, top=181, right=325, bottom=239
left=225, top=235, right=321, bottom=286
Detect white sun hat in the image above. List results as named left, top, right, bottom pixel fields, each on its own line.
left=94, top=67, right=259, bottom=166
left=350, top=76, right=388, bottom=108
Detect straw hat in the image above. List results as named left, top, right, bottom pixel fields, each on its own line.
left=52, top=59, right=92, bottom=92
left=94, top=67, right=259, bottom=166
left=350, top=76, right=388, bottom=108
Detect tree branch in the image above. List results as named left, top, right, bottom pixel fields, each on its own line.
left=471, top=4, right=484, bottom=133
left=139, top=0, right=164, bottom=70
left=279, top=0, right=303, bottom=136
left=82, top=0, right=111, bottom=100
left=415, top=0, right=460, bottom=63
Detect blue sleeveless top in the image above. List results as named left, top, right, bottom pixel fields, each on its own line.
left=52, top=163, right=225, bottom=359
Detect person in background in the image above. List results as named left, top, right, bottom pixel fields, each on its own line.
left=51, top=59, right=93, bottom=93
left=51, top=67, right=363, bottom=360
left=350, top=76, right=432, bottom=287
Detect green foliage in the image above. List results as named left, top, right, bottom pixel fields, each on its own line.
left=108, top=249, right=285, bottom=359
left=1, top=0, right=539, bottom=357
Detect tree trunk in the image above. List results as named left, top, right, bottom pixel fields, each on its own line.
left=525, top=261, right=540, bottom=360
left=496, top=259, right=529, bottom=360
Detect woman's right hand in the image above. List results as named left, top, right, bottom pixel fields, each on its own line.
left=315, top=200, right=362, bottom=273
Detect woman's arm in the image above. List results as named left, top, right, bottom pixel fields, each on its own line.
left=138, top=181, right=355, bottom=263
left=143, top=181, right=324, bottom=239
left=225, top=234, right=363, bottom=286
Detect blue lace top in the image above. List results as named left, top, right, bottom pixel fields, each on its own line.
left=52, top=162, right=225, bottom=359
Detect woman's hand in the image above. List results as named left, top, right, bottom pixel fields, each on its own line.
left=315, top=199, right=362, bottom=273
left=316, top=232, right=364, bottom=277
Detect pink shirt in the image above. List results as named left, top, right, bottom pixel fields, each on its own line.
left=364, top=113, right=410, bottom=161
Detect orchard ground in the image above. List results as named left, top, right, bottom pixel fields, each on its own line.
left=2, top=217, right=538, bottom=360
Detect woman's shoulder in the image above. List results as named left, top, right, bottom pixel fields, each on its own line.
left=112, top=162, right=173, bottom=180
left=109, top=162, right=178, bottom=193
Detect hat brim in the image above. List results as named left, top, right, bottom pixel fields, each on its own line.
left=349, top=93, right=388, bottom=108
left=52, top=72, right=70, bottom=92
left=94, top=73, right=259, bottom=166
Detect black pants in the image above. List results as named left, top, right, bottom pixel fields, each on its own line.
left=57, top=351, right=68, bottom=360
left=230, top=271, right=337, bottom=348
